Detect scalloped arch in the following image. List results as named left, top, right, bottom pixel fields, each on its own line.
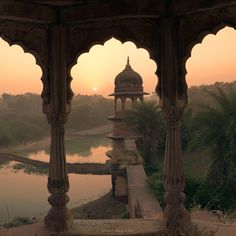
left=184, top=22, right=236, bottom=66
left=0, top=33, right=48, bottom=104
left=69, top=35, right=158, bottom=73
left=68, top=36, right=158, bottom=99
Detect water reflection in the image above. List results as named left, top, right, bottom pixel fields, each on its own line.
left=28, top=146, right=109, bottom=164
left=0, top=135, right=112, bottom=219
left=26, top=135, right=111, bottom=163
left=13, top=162, right=48, bottom=175
left=0, top=161, right=111, bottom=219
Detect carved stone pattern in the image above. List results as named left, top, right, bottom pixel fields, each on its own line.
left=180, top=5, right=236, bottom=65
left=46, top=111, right=69, bottom=126
left=68, top=18, right=159, bottom=64
left=161, top=99, right=185, bottom=122
left=67, top=18, right=160, bottom=99
left=0, top=20, right=50, bottom=104
left=47, top=177, right=69, bottom=192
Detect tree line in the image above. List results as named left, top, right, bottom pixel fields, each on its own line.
left=0, top=93, right=113, bottom=146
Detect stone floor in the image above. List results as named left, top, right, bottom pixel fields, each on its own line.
left=127, top=164, right=162, bottom=219
left=0, top=217, right=236, bottom=236
left=0, top=219, right=162, bottom=236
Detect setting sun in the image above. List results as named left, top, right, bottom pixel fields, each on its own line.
left=70, top=38, right=157, bottom=96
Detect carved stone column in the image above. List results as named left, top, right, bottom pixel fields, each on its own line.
left=122, top=98, right=125, bottom=111
left=161, top=100, right=190, bottom=232
left=157, top=16, right=191, bottom=232
left=43, top=24, right=73, bottom=231
left=45, top=112, right=72, bottom=231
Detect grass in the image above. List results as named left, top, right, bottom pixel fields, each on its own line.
left=3, top=216, right=36, bottom=228
left=13, top=163, right=48, bottom=175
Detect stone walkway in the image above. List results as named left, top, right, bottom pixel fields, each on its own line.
left=127, top=164, right=162, bottom=219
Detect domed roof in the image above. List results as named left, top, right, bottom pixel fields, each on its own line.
left=114, top=57, right=143, bottom=93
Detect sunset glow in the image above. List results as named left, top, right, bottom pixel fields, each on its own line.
left=70, top=38, right=157, bottom=96
left=186, top=26, right=236, bottom=86
left=0, top=38, right=42, bottom=94
left=0, top=26, right=236, bottom=96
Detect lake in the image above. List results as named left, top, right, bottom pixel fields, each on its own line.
left=0, top=135, right=112, bottom=221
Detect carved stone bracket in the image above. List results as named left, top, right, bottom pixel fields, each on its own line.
left=67, top=17, right=160, bottom=97
left=0, top=20, right=50, bottom=104
left=180, top=5, right=236, bottom=67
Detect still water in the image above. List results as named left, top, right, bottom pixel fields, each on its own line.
left=0, top=135, right=111, bottom=220
left=26, top=135, right=111, bottom=163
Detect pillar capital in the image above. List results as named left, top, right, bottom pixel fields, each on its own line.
left=160, top=97, right=186, bottom=122
left=46, top=111, right=69, bottom=126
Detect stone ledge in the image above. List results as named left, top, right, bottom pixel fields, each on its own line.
left=0, top=219, right=163, bottom=236
left=67, top=219, right=163, bottom=236
left=1, top=218, right=236, bottom=236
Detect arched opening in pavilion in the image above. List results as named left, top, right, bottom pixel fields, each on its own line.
left=116, top=98, right=122, bottom=113
left=125, top=98, right=133, bottom=111
left=0, top=37, right=48, bottom=220
left=69, top=37, right=159, bottom=217
left=184, top=26, right=236, bottom=213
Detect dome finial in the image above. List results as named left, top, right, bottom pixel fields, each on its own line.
left=127, top=56, right=130, bottom=65
left=125, top=56, right=132, bottom=70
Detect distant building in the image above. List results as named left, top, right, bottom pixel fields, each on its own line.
left=106, top=57, right=148, bottom=201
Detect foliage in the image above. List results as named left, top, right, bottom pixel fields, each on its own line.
left=194, top=178, right=236, bottom=212
left=125, top=101, right=165, bottom=173
left=66, top=94, right=113, bottom=131
left=146, top=172, right=165, bottom=209
left=0, top=93, right=113, bottom=146
left=147, top=173, right=203, bottom=210
left=3, top=216, right=36, bottom=228
left=189, top=87, right=236, bottom=188
left=0, top=93, right=49, bottom=146
left=148, top=170, right=236, bottom=212
left=13, top=163, right=48, bottom=175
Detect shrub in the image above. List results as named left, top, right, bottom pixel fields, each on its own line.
left=147, top=173, right=236, bottom=212
left=4, top=217, right=36, bottom=228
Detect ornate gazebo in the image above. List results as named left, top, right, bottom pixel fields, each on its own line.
left=107, top=57, right=149, bottom=158
left=107, top=57, right=148, bottom=201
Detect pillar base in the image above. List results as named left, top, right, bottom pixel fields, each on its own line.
left=45, top=207, right=73, bottom=232
left=163, top=204, right=191, bottom=233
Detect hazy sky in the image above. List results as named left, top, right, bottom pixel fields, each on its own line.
left=0, top=26, right=236, bottom=96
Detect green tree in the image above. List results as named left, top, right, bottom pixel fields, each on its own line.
left=125, top=101, right=165, bottom=172
left=190, top=87, right=236, bottom=188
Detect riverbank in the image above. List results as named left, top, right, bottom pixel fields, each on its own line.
left=0, top=124, right=112, bottom=175
left=0, top=124, right=112, bottom=154
left=0, top=153, right=110, bottom=175
left=71, top=190, right=127, bottom=219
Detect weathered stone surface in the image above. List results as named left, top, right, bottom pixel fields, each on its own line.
left=127, top=164, right=162, bottom=219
